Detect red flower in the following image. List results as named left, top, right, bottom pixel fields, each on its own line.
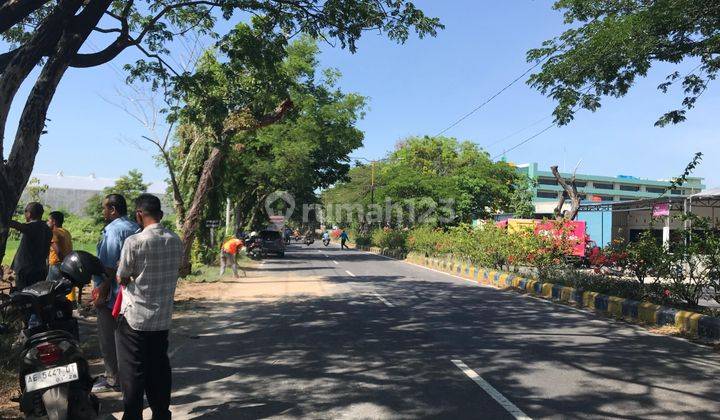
left=664, top=289, right=671, bottom=297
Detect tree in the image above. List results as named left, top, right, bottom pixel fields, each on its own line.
left=551, top=165, right=581, bottom=220
left=527, top=1, right=720, bottom=126
left=225, top=40, right=367, bottom=230
left=323, top=136, right=529, bottom=226
left=85, top=169, right=149, bottom=224
left=172, top=35, right=366, bottom=269
left=0, top=0, right=442, bottom=271
left=24, top=177, right=49, bottom=203
left=508, top=175, right=535, bottom=218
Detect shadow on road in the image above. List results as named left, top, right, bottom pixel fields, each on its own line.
left=156, top=249, right=720, bottom=419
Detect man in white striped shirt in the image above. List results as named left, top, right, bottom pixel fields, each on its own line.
left=116, top=194, right=182, bottom=420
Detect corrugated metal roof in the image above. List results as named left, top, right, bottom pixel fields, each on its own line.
left=31, top=172, right=167, bottom=194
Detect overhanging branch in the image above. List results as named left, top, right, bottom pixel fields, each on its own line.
left=223, top=98, right=294, bottom=135
left=0, top=0, right=51, bottom=33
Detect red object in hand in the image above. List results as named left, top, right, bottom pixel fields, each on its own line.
left=112, top=286, right=123, bottom=319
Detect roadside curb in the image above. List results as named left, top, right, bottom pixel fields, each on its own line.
left=355, top=245, right=720, bottom=342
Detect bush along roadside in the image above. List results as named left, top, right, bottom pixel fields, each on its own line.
left=355, top=244, right=720, bottom=342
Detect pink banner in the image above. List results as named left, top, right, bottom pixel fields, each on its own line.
left=652, top=203, right=670, bottom=217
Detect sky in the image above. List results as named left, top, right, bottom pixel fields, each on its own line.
left=4, top=0, right=719, bottom=189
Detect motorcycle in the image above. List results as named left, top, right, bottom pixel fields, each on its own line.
left=304, top=235, right=315, bottom=246
left=246, top=240, right=264, bottom=260
left=322, top=238, right=330, bottom=246
left=0, top=251, right=101, bottom=420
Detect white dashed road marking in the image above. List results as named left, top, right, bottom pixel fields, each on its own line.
left=345, top=270, right=355, bottom=277
left=451, top=359, right=531, bottom=420
left=372, top=292, right=394, bottom=307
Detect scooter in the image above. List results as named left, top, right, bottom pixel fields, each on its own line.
left=322, top=238, right=330, bottom=246
left=304, top=236, right=315, bottom=246
left=0, top=251, right=101, bottom=420
left=247, top=240, right=264, bottom=260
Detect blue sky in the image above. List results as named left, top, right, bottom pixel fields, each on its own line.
left=4, top=0, right=719, bottom=188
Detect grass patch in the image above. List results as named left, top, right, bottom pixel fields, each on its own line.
left=182, top=257, right=251, bottom=283
left=2, top=240, right=96, bottom=266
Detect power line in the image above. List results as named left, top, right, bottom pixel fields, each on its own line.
left=435, top=59, right=546, bottom=137
left=492, top=122, right=557, bottom=160
left=484, top=114, right=553, bottom=150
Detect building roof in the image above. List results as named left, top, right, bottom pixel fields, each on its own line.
left=31, top=172, right=167, bottom=194
left=516, top=162, right=705, bottom=188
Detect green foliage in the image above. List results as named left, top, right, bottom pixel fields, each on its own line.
left=371, top=228, right=408, bottom=251
left=528, top=1, right=720, bottom=126
left=508, top=176, right=536, bottom=218
left=85, top=170, right=149, bottom=224
left=62, top=214, right=102, bottom=245
left=25, top=177, right=48, bottom=203
left=323, top=136, right=530, bottom=226
left=174, top=36, right=368, bottom=264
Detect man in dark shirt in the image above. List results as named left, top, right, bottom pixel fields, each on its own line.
left=10, top=202, right=52, bottom=290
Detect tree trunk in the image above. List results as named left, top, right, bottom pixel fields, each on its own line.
left=179, top=146, right=225, bottom=276
left=551, top=165, right=581, bottom=220
left=0, top=0, right=110, bottom=263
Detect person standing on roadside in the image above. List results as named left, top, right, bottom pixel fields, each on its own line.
left=47, top=211, right=73, bottom=278
left=340, top=229, right=350, bottom=250
left=116, top=194, right=182, bottom=420
left=92, top=194, right=140, bottom=393
left=9, top=202, right=52, bottom=290
left=220, top=236, right=245, bottom=278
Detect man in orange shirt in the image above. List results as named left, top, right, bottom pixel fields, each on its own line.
left=47, top=211, right=73, bottom=276
left=220, top=236, right=245, bottom=278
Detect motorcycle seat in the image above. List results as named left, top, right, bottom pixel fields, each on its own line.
left=13, top=279, right=72, bottom=302
left=27, top=329, right=76, bottom=346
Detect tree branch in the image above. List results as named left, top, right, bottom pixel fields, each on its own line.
left=551, top=165, right=580, bottom=220
left=69, top=35, right=132, bottom=67
left=223, top=98, right=294, bottom=135
left=0, top=0, right=51, bottom=33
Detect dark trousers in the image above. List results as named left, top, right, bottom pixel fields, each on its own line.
left=341, top=239, right=349, bottom=249
left=116, top=316, right=171, bottom=420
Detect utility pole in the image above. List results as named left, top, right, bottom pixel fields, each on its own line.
left=225, top=198, right=232, bottom=236
left=371, top=161, right=375, bottom=206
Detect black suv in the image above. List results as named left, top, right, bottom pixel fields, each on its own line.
left=260, top=230, right=286, bottom=257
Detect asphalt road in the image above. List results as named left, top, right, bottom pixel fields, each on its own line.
left=139, top=242, right=720, bottom=419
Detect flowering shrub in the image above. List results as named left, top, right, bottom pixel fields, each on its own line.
left=371, top=228, right=408, bottom=250
left=362, top=215, right=720, bottom=311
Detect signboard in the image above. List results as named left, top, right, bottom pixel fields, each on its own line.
left=535, top=220, right=588, bottom=257
left=205, top=220, right=221, bottom=228
left=268, top=215, right=285, bottom=231
left=652, top=203, right=670, bottom=217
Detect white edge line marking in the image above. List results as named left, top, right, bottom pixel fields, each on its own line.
left=361, top=252, right=719, bottom=351
left=363, top=251, right=477, bottom=285
left=451, top=359, right=532, bottom=420
left=373, top=292, right=394, bottom=307
left=345, top=270, right=355, bottom=277
left=333, top=260, right=339, bottom=265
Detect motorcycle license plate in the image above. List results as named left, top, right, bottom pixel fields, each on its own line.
left=24, top=362, right=79, bottom=392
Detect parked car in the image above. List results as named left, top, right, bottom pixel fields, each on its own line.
left=260, top=230, right=285, bottom=257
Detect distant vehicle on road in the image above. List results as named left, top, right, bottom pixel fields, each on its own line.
left=260, top=230, right=285, bottom=257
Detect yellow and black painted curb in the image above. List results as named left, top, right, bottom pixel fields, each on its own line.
left=354, top=245, right=720, bottom=341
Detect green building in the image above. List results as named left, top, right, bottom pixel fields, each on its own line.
left=515, top=162, right=705, bottom=214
